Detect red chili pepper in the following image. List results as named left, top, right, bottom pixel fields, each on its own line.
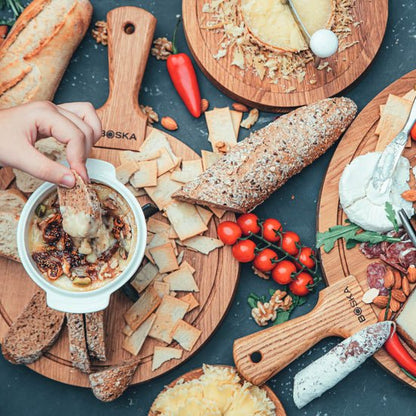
left=384, top=329, right=416, bottom=377
left=167, top=18, right=201, bottom=118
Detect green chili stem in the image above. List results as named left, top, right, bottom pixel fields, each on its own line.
left=171, top=16, right=182, bottom=55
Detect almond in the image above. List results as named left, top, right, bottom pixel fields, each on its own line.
left=407, top=265, right=416, bottom=283
left=232, top=102, right=249, bottom=112
left=391, top=289, right=407, bottom=303
left=402, top=276, right=411, bottom=296
left=161, top=116, right=178, bottom=131
left=201, top=99, right=209, bottom=113
left=393, top=269, right=402, bottom=289
left=372, top=295, right=388, bottom=309
left=384, top=268, right=394, bottom=289
left=401, top=189, right=416, bottom=202
left=389, top=297, right=401, bottom=312
left=378, top=308, right=392, bottom=321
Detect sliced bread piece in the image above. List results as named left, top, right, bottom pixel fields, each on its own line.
left=1, top=290, right=65, bottom=364
left=0, top=210, right=20, bottom=262
left=395, top=288, right=416, bottom=351
left=66, top=313, right=91, bottom=373
left=89, top=358, right=140, bottom=402
left=0, top=189, right=26, bottom=211
left=85, top=311, right=106, bottom=362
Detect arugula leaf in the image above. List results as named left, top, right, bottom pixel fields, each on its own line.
left=385, top=201, right=399, bottom=232
left=273, top=310, right=291, bottom=325
left=316, top=222, right=401, bottom=253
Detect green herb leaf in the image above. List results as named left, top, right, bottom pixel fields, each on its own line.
left=247, top=297, right=257, bottom=309
left=273, top=310, right=291, bottom=325
left=316, top=222, right=401, bottom=253
left=269, top=288, right=276, bottom=296
left=385, top=202, right=399, bottom=232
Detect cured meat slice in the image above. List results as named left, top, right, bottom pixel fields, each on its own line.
left=367, top=262, right=388, bottom=296
left=360, top=242, right=383, bottom=259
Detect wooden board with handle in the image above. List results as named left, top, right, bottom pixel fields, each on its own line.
left=0, top=6, right=240, bottom=387
left=182, top=0, right=388, bottom=112
left=148, top=366, right=287, bottom=416
left=234, top=71, right=416, bottom=389
left=233, top=274, right=377, bottom=385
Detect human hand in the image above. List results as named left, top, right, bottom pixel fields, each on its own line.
left=0, top=101, right=102, bottom=187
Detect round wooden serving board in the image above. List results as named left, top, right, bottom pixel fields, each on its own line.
left=318, top=68, right=416, bottom=389
left=0, top=127, right=240, bottom=387
left=148, top=366, right=286, bottom=416
left=182, top=0, right=388, bottom=112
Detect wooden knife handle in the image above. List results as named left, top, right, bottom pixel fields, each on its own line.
left=233, top=275, right=374, bottom=386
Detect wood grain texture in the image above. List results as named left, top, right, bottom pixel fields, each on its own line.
left=95, top=7, right=156, bottom=150
left=0, top=126, right=240, bottom=387
left=182, top=0, right=388, bottom=112
left=148, top=366, right=286, bottom=416
left=317, top=69, right=416, bottom=389
left=233, top=275, right=376, bottom=385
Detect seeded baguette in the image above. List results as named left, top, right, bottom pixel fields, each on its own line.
left=1, top=290, right=65, bottom=364
left=173, top=98, right=357, bottom=213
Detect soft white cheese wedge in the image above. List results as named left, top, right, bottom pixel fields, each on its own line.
left=339, top=152, right=413, bottom=233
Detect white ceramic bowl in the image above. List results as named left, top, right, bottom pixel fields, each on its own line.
left=17, top=159, right=147, bottom=313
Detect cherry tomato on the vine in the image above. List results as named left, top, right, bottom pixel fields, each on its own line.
left=262, top=218, right=282, bottom=243
left=281, top=231, right=300, bottom=255
left=217, top=221, right=242, bottom=245
left=271, top=260, right=297, bottom=285
left=237, top=213, right=260, bottom=236
left=253, top=248, right=278, bottom=272
left=411, top=122, right=416, bottom=141
left=296, top=247, right=316, bottom=270
left=232, top=240, right=256, bottom=263
left=289, top=272, right=314, bottom=296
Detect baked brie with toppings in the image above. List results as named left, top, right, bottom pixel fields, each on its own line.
left=29, top=183, right=137, bottom=291
left=240, top=0, right=334, bottom=52
left=339, top=152, right=414, bottom=233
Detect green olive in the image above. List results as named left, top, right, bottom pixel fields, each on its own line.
left=73, top=277, right=92, bottom=286
left=35, top=203, right=47, bottom=218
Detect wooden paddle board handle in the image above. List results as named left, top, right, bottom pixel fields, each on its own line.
left=95, top=7, right=157, bottom=150
left=233, top=275, right=377, bottom=386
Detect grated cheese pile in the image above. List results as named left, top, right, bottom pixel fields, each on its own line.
left=201, top=0, right=358, bottom=88
left=151, top=364, right=276, bottom=416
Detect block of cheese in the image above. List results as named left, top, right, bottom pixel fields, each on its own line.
left=396, top=288, right=416, bottom=352
left=240, top=0, right=334, bottom=52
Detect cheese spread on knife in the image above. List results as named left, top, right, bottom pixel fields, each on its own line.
left=29, top=183, right=136, bottom=292
left=339, top=152, right=413, bottom=232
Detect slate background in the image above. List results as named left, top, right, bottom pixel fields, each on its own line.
left=1, top=0, right=416, bottom=415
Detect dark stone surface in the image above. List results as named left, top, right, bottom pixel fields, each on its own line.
left=1, top=0, right=416, bottom=415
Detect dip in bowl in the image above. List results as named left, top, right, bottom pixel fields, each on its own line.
left=18, top=159, right=146, bottom=313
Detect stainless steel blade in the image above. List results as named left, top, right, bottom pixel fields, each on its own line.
left=368, top=97, right=416, bottom=199
left=285, top=0, right=311, bottom=42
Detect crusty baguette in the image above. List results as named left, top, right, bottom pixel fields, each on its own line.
left=89, top=359, right=140, bottom=402
left=85, top=311, right=106, bottom=362
left=0, top=0, right=92, bottom=108
left=66, top=313, right=91, bottom=373
left=0, top=210, right=20, bottom=262
left=1, top=290, right=65, bottom=364
left=173, top=97, right=357, bottom=213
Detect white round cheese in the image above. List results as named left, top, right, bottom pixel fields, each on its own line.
left=339, top=152, right=413, bottom=233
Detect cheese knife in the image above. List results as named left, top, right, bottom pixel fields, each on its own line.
left=368, top=97, right=416, bottom=203
left=293, top=321, right=393, bottom=409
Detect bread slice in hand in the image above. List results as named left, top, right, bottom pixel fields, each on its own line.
left=85, top=311, right=106, bottom=362
left=66, top=313, right=91, bottom=373
left=89, top=359, right=140, bottom=402
left=1, top=290, right=65, bottom=364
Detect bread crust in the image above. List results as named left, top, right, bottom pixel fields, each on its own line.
left=1, top=290, right=65, bottom=364
left=173, top=98, right=357, bottom=213
left=66, top=313, right=91, bottom=373
left=85, top=311, right=106, bottom=362
left=0, top=0, right=92, bottom=107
